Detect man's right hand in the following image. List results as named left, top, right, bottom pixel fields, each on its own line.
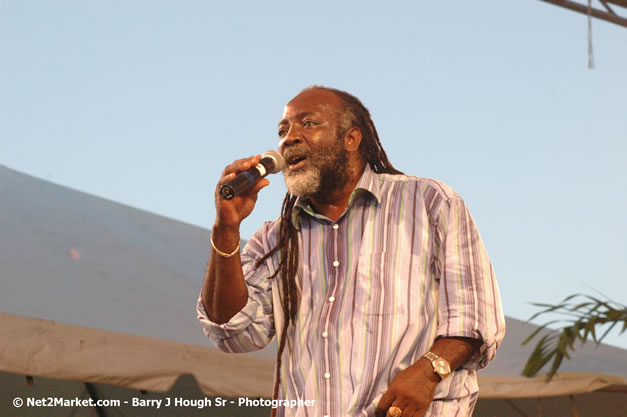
left=214, top=155, right=271, bottom=229
left=203, top=155, right=270, bottom=324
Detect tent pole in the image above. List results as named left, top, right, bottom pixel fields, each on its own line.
left=504, top=399, right=531, bottom=417
left=569, top=395, right=581, bottom=417
left=537, top=397, right=542, bottom=417
left=84, top=383, right=107, bottom=417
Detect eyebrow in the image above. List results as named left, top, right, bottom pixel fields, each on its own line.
left=278, top=111, right=316, bottom=127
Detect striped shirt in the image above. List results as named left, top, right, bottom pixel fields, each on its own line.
left=197, top=165, right=505, bottom=417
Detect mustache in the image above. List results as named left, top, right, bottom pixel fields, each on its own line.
left=282, top=146, right=311, bottom=162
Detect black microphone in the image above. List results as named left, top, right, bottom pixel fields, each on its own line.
left=219, top=150, right=285, bottom=200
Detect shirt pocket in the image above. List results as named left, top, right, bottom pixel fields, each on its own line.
left=354, top=252, right=407, bottom=316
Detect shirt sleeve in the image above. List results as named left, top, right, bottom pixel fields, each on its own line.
left=434, top=195, right=506, bottom=370
left=196, top=223, right=278, bottom=353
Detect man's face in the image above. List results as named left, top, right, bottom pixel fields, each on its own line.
left=277, top=89, right=350, bottom=198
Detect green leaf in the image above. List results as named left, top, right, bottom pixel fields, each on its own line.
left=599, top=321, right=619, bottom=343
left=546, top=351, right=565, bottom=381
left=522, top=334, right=558, bottom=377
left=527, top=303, right=568, bottom=321
left=521, top=320, right=559, bottom=345
left=523, top=290, right=626, bottom=380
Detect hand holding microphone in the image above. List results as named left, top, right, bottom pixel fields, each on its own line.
left=219, top=150, right=284, bottom=200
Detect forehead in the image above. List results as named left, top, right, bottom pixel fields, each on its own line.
left=279, top=89, right=343, bottom=123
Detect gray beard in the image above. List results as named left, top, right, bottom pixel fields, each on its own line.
left=283, top=142, right=350, bottom=199
left=284, top=167, right=322, bottom=198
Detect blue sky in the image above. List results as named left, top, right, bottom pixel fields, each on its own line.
left=1, top=0, right=626, bottom=348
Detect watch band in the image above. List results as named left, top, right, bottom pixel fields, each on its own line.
left=423, top=351, right=452, bottom=379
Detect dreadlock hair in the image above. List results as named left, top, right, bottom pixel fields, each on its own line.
left=255, top=86, right=403, bottom=415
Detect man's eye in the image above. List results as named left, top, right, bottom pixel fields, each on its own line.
left=303, top=120, right=315, bottom=127
left=278, top=129, right=286, bottom=137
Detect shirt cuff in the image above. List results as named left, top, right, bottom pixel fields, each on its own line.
left=435, top=325, right=499, bottom=370
left=196, top=292, right=274, bottom=353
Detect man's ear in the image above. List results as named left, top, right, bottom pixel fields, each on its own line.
left=344, top=127, right=363, bottom=153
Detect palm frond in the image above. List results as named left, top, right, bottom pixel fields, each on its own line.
left=522, top=292, right=626, bottom=381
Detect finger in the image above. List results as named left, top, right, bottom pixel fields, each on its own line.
left=250, top=178, right=270, bottom=194
left=401, top=403, right=417, bottom=417
left=387, top=400, right=408, bottom=417
left=237, top=178, right=269, bottom=202
left=220, top=155, right=262, bottom=178
left=411, top=407, right=429, bottom=417
left=375, top=391, right=395, bottom=417
left=217, top=172, right=237, bottom=187
left=215, top=155, right=263, bottom=196
left=239, top=155, right=262, bottom=172
left=375, top=404, right=387, bottom=417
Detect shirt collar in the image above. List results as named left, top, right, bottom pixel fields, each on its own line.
left=291, top=164, right=382, bottom=229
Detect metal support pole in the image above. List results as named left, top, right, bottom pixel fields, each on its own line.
left=84, top=383, right=107, bottom=417
left=504, top=399, right=531, bottom=417
left=569, top=395, right=581, bottom=417
left=541, top=0, right=627, bottom=27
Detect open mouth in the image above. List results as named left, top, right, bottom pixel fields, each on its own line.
left=286, top=154, right=307, bottom=170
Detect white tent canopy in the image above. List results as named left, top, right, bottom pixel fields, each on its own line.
left=0, top=165, right=277, bottom=416
left=1, top=313, right=273, bottom=398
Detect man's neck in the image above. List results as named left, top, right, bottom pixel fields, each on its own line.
left=309, top=162, right=366, bottom=222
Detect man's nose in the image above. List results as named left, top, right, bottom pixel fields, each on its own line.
left=279, top=127, right=303, bottom=151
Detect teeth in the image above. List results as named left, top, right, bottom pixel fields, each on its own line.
left=289, top=155, right=305, bottom=165
left=283, top=149, right=307, bottom=166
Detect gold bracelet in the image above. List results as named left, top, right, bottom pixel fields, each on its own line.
left=210, top=233, right=240, bottom=258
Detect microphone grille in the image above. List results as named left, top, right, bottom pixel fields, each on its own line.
left=262, top=150, right=285, bottom=173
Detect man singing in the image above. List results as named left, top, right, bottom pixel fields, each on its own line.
left=197, top=86, right=505, bottom=417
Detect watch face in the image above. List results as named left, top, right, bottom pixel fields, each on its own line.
left=435, top=359, right=451, bottom=375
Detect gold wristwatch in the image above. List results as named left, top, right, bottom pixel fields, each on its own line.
left=423, top=351, right=452, bottom=380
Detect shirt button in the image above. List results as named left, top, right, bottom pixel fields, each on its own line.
left=328, top=296, right=335, bottom=302
left=332, top=224, right=339, bottom=230
left=324, top=372, right=331, bottom=379
left=322, top=331, right=328, bottom=338
left=333, top=260, right=339, bottom=267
